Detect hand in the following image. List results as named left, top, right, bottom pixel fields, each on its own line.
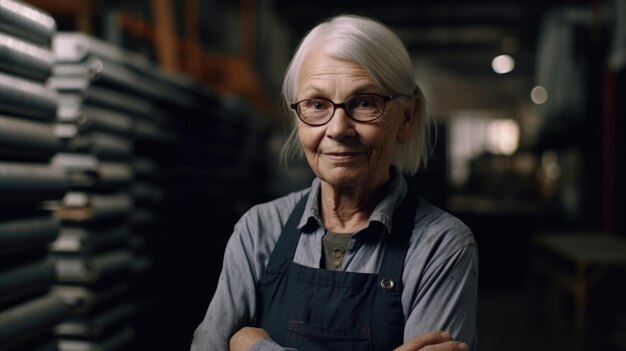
left=393, top=331, right=469, bottom=351
left=229, top=327, right=271, bottom=351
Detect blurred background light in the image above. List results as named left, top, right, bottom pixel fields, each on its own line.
left=487, top=119, right=519, bottom=155
left=491, top=54, right=515, bottom=74
left=530, top=85, right=548, bottom=104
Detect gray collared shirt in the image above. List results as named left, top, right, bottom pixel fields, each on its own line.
left=191, top=172, right=478, bottom=351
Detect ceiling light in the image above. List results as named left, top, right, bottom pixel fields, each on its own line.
left=491, top=54, right=515, bottom=74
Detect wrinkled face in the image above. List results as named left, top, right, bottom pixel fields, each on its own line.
left=296, top=51, right=410, bottom=189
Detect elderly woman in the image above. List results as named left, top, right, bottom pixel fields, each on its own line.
left=191, top=15, right=477, bottom=351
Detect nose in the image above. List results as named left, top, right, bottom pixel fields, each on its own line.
left=325, top=106, right=355, bottom=140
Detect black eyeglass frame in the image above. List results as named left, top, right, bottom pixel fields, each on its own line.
left=289, top=94, right=404, bottom=126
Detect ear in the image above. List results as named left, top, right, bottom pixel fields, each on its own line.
left=397, top=96, right=420, bottom=144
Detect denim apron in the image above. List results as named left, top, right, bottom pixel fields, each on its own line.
left=256, top=192, right=418, bottom=351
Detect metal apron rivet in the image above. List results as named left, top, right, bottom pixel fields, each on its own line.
left=380, top=278, right=395, bottom=290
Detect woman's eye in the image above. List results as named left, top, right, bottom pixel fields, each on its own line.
left=353, top=97, right=377, bottom=109
left=305, top=99, right=328, bottom=111
left=359, top=100, right=373, bottom=107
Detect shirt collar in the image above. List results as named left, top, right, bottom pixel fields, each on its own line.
left=298, top=167, right=408, bottom=234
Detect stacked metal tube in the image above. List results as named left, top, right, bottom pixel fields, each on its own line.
left=47, top=30, right=271, bottom=350
left=46, top=31, right=187, bottom=351
left=0, top=1, right=68, bottom=350
left=1, top=1, right=271, bottom=348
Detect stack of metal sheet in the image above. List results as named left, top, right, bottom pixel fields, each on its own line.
left=1, top=2, right=271, bottom=348
left=47, top=32, right=186, bottom=351
left=47, top=30, right=269, bottom=349
left=0, top=1, right=68, bottom=350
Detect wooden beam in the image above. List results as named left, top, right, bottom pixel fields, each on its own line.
left=118, top=12, right=154, bottom=43
left=182, top=0, right=202, bottom=77
left=151, top=0, right=179, bottom=71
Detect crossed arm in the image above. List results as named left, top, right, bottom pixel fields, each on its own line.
left=191, top=206, right=478, bottom=351
left=225, top=243, right=477, bottom=351
left=230, top=328, right=469, bottom=351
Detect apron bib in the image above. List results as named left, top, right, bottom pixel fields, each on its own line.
left=256, top=191, right=418, bottom=351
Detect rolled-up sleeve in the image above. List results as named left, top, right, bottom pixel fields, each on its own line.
left=403, top=238, right=479, bottom=350
left=190, top=191, right=304, bottom=351
left=190, top=220, right=261, bottom=351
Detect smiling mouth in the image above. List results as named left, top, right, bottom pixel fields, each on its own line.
left=323, top=152, right=366, bottom=160
left=327, top=152, right=363, bottom=156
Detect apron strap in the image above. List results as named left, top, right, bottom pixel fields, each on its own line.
left=268, top=193, right=309, bottom=261
left=377, top=186, right=419, bottom=280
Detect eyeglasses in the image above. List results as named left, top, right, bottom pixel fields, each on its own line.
left=290, top=94, right=402, bottom=126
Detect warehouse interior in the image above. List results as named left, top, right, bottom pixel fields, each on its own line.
left=0, top=0, right=625, bottom=350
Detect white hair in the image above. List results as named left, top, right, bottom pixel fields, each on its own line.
left=280, top=14, right=431, bottom=176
